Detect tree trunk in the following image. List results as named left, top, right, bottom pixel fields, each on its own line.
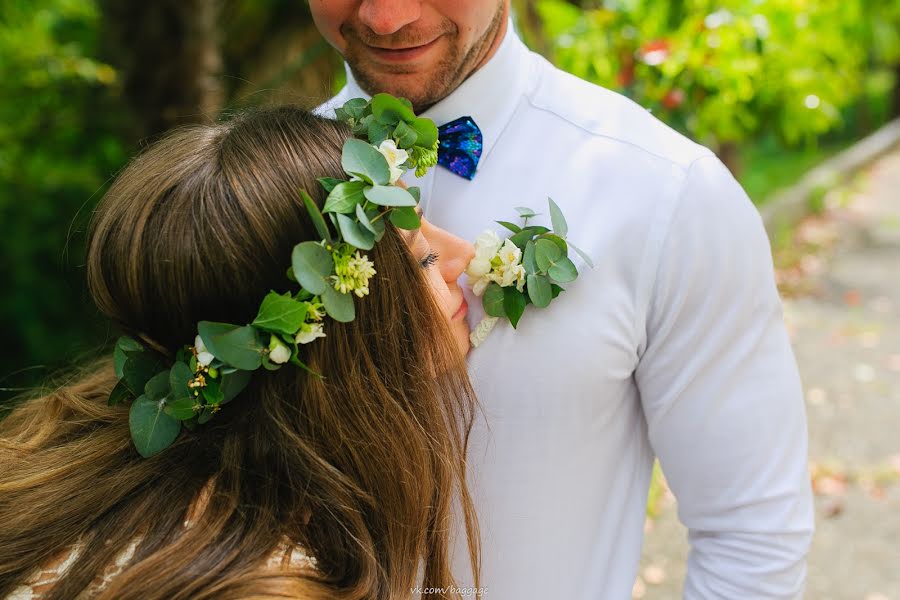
left=893, top=63, right=900, bottom=119
left=717, top=141, right=742, bottom=178
left=100, top=0, right=224, bottom=139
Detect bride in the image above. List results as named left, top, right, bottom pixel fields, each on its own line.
left=0, top=104, right=480, bottom=599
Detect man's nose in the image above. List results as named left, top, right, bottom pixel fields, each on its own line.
left=358, top=0, right=422, bottom=37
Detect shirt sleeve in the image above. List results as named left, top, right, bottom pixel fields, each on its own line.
left=634, top=154, right=815, bottom=599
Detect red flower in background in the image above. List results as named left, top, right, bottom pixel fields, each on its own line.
left=638, top=39, right=670, bottom=66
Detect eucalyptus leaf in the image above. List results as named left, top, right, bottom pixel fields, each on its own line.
left=108, top=379, right=132, bottom=407
left=371, top=93, right=416, bottom=124
left=168, top=361, right=193, bottom=402
left=568, top=241, right=595, bottom=269
left=497, top=220, right=522, bottom=234
left=291, top=241, right=332, bottom=296
left=144, top=371, right=170, bottom=402
left=300, top=189, right=332, bottom=245
left=342, top=98, right=368, bottom=120
left=197, top=322, right=264, bottom=371
left=406, top=186, right=421, bottom=203
left=323, top=181, right=367, bottom=214
left=539, top=233, right=568, bottom=255
left=317, top=177, right=344, bottom=193
left=503, top=287, right=527, bottom=329
left=164, top=397, right=197, bottom=421
left=393, top=119, right=418, bottom=148
left=515, top=206, right=539, bottom=219
left=357, top=204, right=385, bottom=240
left=337, top=213, right=376, bottom=250
left=523, top=240, right=538, bottom=275
left=548, top=198, right=568, bottom=238
left=322, top=285, right=356, bottom=323
left=367, top=118, right=392, bottom=146
left=508, top=226, right=550, bottom=249
left=197, top=408, right=214, bottom=425
left=122, top=350, right=167, bottom=397
left=220, top=370, right=252, bottom=404
left=252, top=292, right=310, bottom=335
left=526, top=273, right=552, bottom=308
left=548, top=255, right=579, bottom=283
left=534, top=238, right=563, bottom=272
left=129, top=395, right=182, bottom=458
left=482, top=283, right=506, bottom=318
left=114, top=336, right=143, bottom=379
left=389, top=206, right=421, bottom=230
left=551, top=284, right=565, bottom=299
left=363, top=185, right=418, bottom=207
left=342, top=138, right=390, bottom=186
left=201, top=377, right=225, bottom=406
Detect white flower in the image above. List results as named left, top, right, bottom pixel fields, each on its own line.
left=193, top=335, right=215, bottom=367
left=467, top=229, right=505, bottom=296
left=473, top=230, right=502, bottom=259
left=466, top=255, right=492, bottom=279
left=377, top=140, right=409, bottom=184
left=268, top=335, right=292, bottom=365
left=495, top=239, right=521, bottom=268
left=295, top=322, right=326, bottom=345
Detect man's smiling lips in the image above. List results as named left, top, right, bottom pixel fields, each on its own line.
left=364, top=37, right=442, bottom=63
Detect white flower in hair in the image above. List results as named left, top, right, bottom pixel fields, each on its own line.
left=377, top=140, right=409, bottom=184
left=295, top=322, right=326, bottom=345
left=194, top=335, right=215, bottom=367
left=268, top=335, right=292, bottom=364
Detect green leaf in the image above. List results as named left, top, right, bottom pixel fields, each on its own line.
left=497, top=220, right=522, bottom=234
left=342, top=138, right=391, bottom=186
left=568, top=241, right=594, bottom=269
left=291, top=241, right=333, bottom=296
left=371, top=93, right=416, bottom=124
left=300, top=189, right=332, bottom=245
left=168, top=361, right=194, bottom=402
left=220, top=370, right=252, bottom=404
left=363, top=185, right=418, bottom=207
left=367, top=118, right=392, bottom=146
left=523, top=240, right=538, bottom=275
left=201, top=378, right=225, bottom=406
left=508, top=226, right=551, bottom=249
left=410, top=117, right=439, bottom=149
left=357, top=204, right=385, bottom=240
left=551, top=284, right=565, bottom=299
left=252, top=291, right=310, bottom=335
left=333, top=107, right=349, bottom=123
left=482, top=283, right=506, bottom=318
left=393, top=120, right=419, bottom=148
left=108, top=379, right=133, bottom=407
left=526, top=273, right=552, bottom=308
left=197, top=322, right=264, bottom=371
left=113, top=336, right=143, bottom=379
left=539, top=233, right=568, bottom=255
left=515, top=206, right=539, bottom=219
left=317, top=177, right=344, bottom=193
left=144, top=371, right=170, bottom=402
left=129, top=395, right=182, bottom=458
left=389, top=206, right=421, bottom=230
left=164, top=397, right=197, bottom=421
left=322, top=285, right=355, bottom=323
left=122, top=350, right=167, bottom=397
left=548, top=255, right=579, bottom=283
left=197, top=408, right=215, bottom=425
left=535, top=238, right=563, bottom=272
left=548, top=198, right=568, bottom=238
left=323, top=180, right=367, bottom=214
left=337, top=213, right=376, bottom=250
left=342, top=97, right=368, bottom=120
left=503, top=287, right=527, bottom=329
left=406, top=186, right=421, bottom=203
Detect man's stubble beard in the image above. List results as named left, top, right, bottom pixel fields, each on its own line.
left=344, top=2, right=506, bottom=112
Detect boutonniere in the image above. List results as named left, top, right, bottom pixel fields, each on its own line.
left=466, top=199, right=593, bottom=347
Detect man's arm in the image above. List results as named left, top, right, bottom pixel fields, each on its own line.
left=634, top=155, right=814, bottom=598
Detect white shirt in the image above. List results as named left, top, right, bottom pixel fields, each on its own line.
left=323, top=26, right=813, bottom=600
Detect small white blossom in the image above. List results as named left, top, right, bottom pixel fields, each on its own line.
left=467, top=230, right=506, bottom=296
left=268, top=335, right=292, bottom=365
left=466, top=255, right=493, bottom=279
left=473, top=230, right=502, bottom=259
left=193, top=335, right=215, bottom=367
left=377, top=140, right=409, bottom=184
left=295, top=322, right=326, bottom=345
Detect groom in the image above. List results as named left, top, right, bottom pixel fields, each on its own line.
left=312, top=1, right=814, bottom=598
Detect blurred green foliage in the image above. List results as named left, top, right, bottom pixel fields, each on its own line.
left=1, top=0, right=128, bottom=395
left=532, top=0, right=900, bottom=151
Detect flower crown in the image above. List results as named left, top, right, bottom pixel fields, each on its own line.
left=110, top=95, right=440, bottom=458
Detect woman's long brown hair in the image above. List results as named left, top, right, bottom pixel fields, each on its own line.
left=0, top=107, right=480, bottom=599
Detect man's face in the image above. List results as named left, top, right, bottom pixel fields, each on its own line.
left=310, top=0, right=508, bottom=111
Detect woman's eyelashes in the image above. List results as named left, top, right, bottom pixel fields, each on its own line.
left=419, top=251, right=440, bottom=269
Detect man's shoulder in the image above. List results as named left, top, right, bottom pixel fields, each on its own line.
left=525, top=54, right=712, bottom=171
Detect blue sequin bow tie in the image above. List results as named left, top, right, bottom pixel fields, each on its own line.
left=437, top=116, right=483, bottom=180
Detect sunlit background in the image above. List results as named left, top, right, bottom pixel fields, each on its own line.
left=2, top=1, right=899, bottom=597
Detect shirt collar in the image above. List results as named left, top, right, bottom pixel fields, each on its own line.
left=340, top=22, right=532, bottom=168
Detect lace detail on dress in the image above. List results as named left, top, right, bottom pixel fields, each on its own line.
left=7, top=539, right=315, bottom=599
